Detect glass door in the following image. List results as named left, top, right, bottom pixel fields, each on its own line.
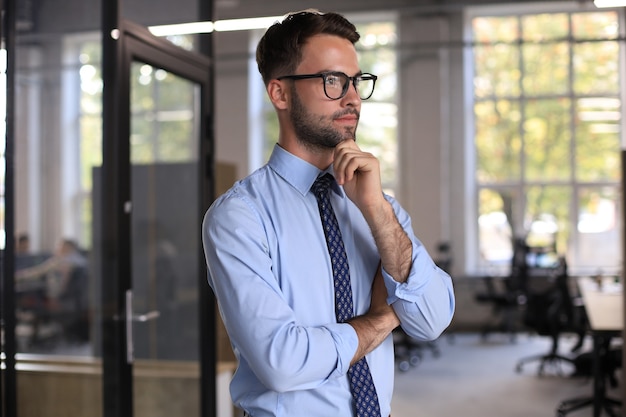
left=128, top=61, right=202, bottom=417
left=101, top=19, right=214, bottom=417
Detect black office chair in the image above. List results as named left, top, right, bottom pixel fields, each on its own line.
left=18, top=261, right=91, bottom=348
left=515, top=257, right=587, bottom=376
left=557, top=339, right=622, bottom=416
left=474, top=275, right=524, bottom=341
left=55, top=263, right=90, bottom=342
left=474, top=237, right=529, bottom=341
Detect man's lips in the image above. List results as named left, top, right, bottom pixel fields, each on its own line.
left=334, top=114, right=359, bottom=124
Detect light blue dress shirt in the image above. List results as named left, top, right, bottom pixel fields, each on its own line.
left=203, top=144, right=455, bottom=417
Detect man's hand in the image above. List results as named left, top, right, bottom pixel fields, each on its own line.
left=334, top=139, right=412, bottom=283
left=333, top=139, right=386, bottom=218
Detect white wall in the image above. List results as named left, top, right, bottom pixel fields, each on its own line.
left=398, top=15, right=449, bottom=260
left=213, top=30, right=252, bottom=179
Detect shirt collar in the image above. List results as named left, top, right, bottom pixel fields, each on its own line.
left=268, top=144, right=343, bottom=197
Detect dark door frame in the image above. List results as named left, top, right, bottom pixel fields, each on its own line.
left=101, top=7, right=215, bottom=417
left=1, top=0, right=17, bottom=413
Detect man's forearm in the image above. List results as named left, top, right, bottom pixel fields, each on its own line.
left=367, top=200, right=412, bottom=283
left=348, top=308, right=399, bottom=365
left=347, top=265, right=400, bottom=365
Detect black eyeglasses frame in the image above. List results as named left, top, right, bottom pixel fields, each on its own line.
left=276, top=71, right=378, bottom=100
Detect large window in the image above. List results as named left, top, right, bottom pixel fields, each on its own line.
left=75, top=36, right=103, bottom=248
left=354, top=19, right=398, bottom=194
left=471, top=7, right=622, bottom=275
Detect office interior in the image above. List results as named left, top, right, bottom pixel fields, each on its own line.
left=3, top=0, right=626, bottom=416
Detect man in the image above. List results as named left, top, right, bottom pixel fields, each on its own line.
left=16, top=233, right=31, bottom=255
left=203, top=9, right=455, bottom=417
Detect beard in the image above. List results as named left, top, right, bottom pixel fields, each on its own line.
left=289, top=87, right=359, bottom=150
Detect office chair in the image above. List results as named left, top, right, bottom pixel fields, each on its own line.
left=557, top=340, right=622, bottom=416
left=54, top=263, right=90, bottom=342
left=474, top=237, right=529, bottom=341
left=17, top=261, right=90, bottom=348
left=474, top=275, right=523, bottom=341
left=515, top=257, right=586, bottom=376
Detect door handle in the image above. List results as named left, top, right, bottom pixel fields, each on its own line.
left=132, top=310, right=160, bottom=322
left=126, top=289, right=160, bottom=364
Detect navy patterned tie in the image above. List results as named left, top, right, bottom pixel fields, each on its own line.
left=312, top=174, right=382, bottom=417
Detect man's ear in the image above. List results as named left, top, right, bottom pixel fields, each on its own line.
left=267, top=79, right=289, bottom=110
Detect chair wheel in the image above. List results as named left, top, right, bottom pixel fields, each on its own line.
left=409, top=355, right=421, bottom=367
left=398, top=360, right=410, bottom=372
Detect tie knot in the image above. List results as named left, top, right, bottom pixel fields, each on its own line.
left=312, top=174, right=334, bottom=199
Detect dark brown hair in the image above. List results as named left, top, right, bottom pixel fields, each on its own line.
left=256, top=9, right=360, bottom=85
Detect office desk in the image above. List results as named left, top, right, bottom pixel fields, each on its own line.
left=557, top=277, right=622, bottom=417
left=580, top=277, right=623, bottom=331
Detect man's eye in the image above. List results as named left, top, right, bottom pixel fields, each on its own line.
left=325, top=75, right=341, bottom=87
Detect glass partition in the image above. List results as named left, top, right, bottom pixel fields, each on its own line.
left=12, top=2, right=215, bottom=417
left=15, top=22, right=102, bottom=359
left=13, top=2, right=104, bottom=416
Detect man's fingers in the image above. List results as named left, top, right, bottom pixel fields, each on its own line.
left=333, top=143, right=377, bottom=185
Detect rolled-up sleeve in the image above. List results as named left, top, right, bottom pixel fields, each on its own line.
left=381, top=197, right=455, bottom=340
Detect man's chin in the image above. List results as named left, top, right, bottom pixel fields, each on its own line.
left=343, top=127, right=357, bottom=141
left=336, top=137, right=356, bottom=145
left=342, top=133, right=357, bottom=143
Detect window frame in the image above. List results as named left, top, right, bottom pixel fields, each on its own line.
left=465, top=2, right=625, bottom=276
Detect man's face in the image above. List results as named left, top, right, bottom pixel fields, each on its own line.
left=287, top=34, right=362, bottom=150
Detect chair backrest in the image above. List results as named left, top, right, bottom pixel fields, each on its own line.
left=506, top=237, right=530, bottom=295
left=60, top=264, right=89, bottom=311
left=521, top=256, right=573, bottom=336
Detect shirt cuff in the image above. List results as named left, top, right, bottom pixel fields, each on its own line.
left=324, top=322, right=358, bottom=377
left=382, top=253, right=438, bottom=304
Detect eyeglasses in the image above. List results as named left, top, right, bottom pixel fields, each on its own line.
left=277, top=71, right=378, bottom=100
